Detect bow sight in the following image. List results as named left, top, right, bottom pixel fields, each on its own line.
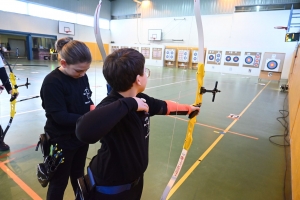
left=200, top=81, right=221, bottom=102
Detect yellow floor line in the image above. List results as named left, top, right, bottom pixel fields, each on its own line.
left=167, top=81, right=270, bottom=199
left=168, top=116, right=259, bottom=140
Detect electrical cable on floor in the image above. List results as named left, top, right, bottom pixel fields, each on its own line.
left=268, top=92, right=290, bottom=200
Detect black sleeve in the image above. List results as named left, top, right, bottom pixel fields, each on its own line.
left=41, top=82, right=81, bottom=126
left=76, top=97, right=138, bottom=144
left=0, top=67, right=12, bottom=94
left=137, top=93, right=168, bottom=116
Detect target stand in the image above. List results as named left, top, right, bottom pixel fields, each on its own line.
left=258, top=70, right=281, bottom=83
left=258, top=52, right=285, bottom=83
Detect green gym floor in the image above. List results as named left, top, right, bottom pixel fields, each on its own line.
left=0, top=59, right=291, bottom=200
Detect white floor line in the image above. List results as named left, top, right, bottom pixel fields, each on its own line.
left=146, top=79, right=195, bottom=90
left=0, top=109, right=43, bottom=118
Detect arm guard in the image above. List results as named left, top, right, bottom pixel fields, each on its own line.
left=165, top=100, right=192, bottom=115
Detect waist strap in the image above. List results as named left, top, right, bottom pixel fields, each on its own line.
left=96, top=177, right=140, bottom=195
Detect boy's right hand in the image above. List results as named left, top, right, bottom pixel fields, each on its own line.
left=133, top=97, right=149, bottom=113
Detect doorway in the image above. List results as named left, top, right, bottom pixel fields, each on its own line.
left=8, top=38, right=26, bottom=58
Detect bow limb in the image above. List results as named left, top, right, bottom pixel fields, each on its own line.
left=160, top=1, right=204, bottom=199
left=94, top=0, right=112, bottom=95
left=94, top=0, right=107, bottom=61
left=184, top=0, right=205, bottom=150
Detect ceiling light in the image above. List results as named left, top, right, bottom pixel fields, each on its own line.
left=133, top=0, right=141, bottom=4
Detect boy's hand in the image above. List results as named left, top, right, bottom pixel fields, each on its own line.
left=188, top=105, right=200, bottom=118
left=133, top=97, right=149, bottom=113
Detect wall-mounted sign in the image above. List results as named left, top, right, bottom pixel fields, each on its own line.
left=141, top=47, right=150, bottom=59
left=152, top=48, right=162, bottom=60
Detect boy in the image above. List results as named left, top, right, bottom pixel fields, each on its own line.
left=76, top=48, right=200, bottom=199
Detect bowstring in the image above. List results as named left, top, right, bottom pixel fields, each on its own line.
left=165, top=69, right=186, bottom=174
left=164, top=15, right=196, bottom=174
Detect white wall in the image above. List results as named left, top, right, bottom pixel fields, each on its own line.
left=111, top=10, right=300, bottom=79
left=1, top=9, right=299, bottom=79
left=0, top=10, right=110, bottom=44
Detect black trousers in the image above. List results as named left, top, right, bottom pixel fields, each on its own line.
left=47, top=144, right=89, bottom=200
left=89, top=175, right=144, bottom=200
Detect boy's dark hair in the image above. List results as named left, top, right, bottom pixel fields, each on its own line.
left=55, top=37, right=92, bottom=65
left=103, top=48, right=145, bottom=92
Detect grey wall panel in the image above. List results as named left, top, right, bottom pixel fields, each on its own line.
left=111, top=0, right=300, bottom=18
left=22, top=0, right=111, bottom=19
left=111, top=0, right=137, bottom=16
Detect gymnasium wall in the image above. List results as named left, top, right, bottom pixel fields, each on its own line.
left=0, top=10, right=110, bottom=61
left=110, top=10, right=299, bottom=79
left=289, top=45, right=300, bottom=200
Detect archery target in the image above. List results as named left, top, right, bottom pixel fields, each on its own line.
left=233, top=56, right=239, bottom=62
left=263, top=59, right=280, bottom=72
left=207, top=50, right=222, bottom=65
left=245, top=56, right=254, bottom=64
left=178, top=50, right=190, bottom=62
left=215, top=52, right=221, bottom=63
left=243, top=52, right=261, bottom=68
left=223, top=51, right=241, bottom=67
left=224, top=55, right=240, bottom=66
left=165, top=49, right=176, bottom=61
left=208, top=54, right=215, bottom=61
left=192, top=50, right=198, bottom=63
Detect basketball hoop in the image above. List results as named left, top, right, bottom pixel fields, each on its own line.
left=64, top=27, right=71, bottom=33
left=274, top=26, right=287, bottom=30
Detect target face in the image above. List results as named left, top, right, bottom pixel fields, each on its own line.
left=207, top=50, right=222, bottom=65
left=165, top=49, right=176, bottom=61
left=223, top=51, right=241, bottom=67
left=177, top=50, right=190, bottom=62
left=233, top=56, right=239, bottom=62
left=263, top=58, right=281, bottom=72
left=267, top=60, right=278, bottom=70
left=243, top=52, right=261, bottom=68
left=192, top=50, right=198, bottom=63
left=245, top=56, right=253, bottom=64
